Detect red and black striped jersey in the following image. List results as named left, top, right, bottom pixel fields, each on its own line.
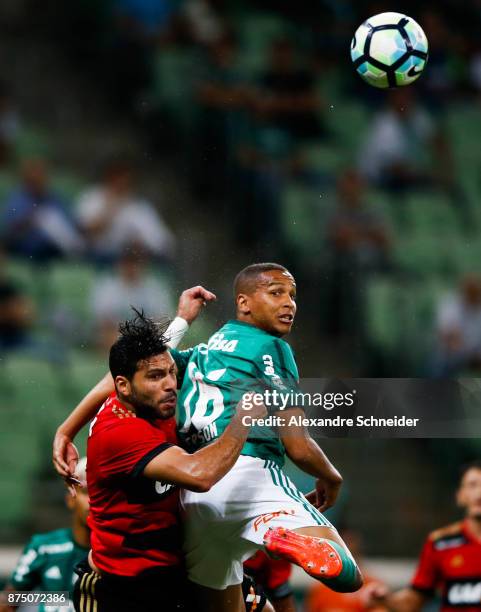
left=411, top=520, right=481, bottom=610
left=87, top=393, right=181, bottom=577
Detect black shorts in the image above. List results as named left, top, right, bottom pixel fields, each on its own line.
left=74, top=560, right=266, bottom=612
left=73, top=559, right=190, bottom=612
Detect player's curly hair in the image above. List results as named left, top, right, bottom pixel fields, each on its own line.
left=109, top=308, right=170, bottom=380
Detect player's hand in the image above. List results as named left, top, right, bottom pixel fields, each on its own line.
left=360, top=581, right=389, bottom=607
left=53, top=430, right=79, bottom=496
left=176, top=286, right=216, bottom=324
left=306, top=474, right=342, bottom=513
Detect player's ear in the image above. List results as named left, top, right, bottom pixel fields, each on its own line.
left=115, top=375, right=131, bottom=397
left=237, top=293, right=250, bottom=315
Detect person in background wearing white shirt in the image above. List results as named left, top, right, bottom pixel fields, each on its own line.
left=90, top=247, right=175, bottom=351
left=431, top=274, right=481, bottom=377
left=76, top=156, right=176, bottom=263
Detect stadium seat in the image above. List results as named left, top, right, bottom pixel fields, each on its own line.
left=151, top=48, right=198, bottom=130
left=0, top=170, right=15, bottom=206
left=365, top=276, right=402, bottom=353
left=15, top=125, right=52, bottom=158
left=325, top=103, right=370, bottom=150
left=47, top=262, right=96, bottom=332
left=300, top=143, right=346, bottom=174
left=236, top=14, right=291, bottom=76
left=403, top=192, right=460, bottom=236
left=51, top=172, right=85, bottom=204
left=281, top=185, right=331, bottom=260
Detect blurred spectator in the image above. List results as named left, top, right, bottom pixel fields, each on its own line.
left=2, top=156, right=84, bottom=261
left=0, top=250, right=34, bottom=351
left=193, top=33, right=249, bottom=198
left=110, top=0, right=180, bottom=108
left=358, top=89, right=454, bottom=193
left=306, top=528, right=387, bottom=612
left=90, top=248, right=174, bottom=351
left=76, top=156, right=175, bottom=263
left=431, top=274, right=481, bottom=377
left=325, top=169, right=390, bottom=339
left=327, top=170, right=390, bottom=266
left=0, top=81, right=20, bottom=167
left=254, top=38, right=323, bottom=142
left=182, top=0, right=226, bottom=46
left=418, top=11, right=458, bottom=108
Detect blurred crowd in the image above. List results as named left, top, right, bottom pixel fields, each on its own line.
left=2, top=0, right=481, bottom=377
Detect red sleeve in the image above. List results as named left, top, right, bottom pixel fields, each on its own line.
left=97, top=418, right=172, bottom=480
left=411, top=537, right=439, bottom=594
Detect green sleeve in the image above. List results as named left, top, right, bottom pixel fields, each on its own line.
left=256, top=338, right=301, bottom=408
left=10, top=537, right=44, bottom=590
left=170, top=347, right=196, bottom=383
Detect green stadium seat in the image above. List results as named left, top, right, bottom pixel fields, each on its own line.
left=326, top=103, right=370, bottom=150
left=365, top=277, right=402, bottom=353
left=281, top=185, right=330, bottom=259
left=151, top=49, right=198, bottom=129
left=48, top=262, right=96, bottom=323
left=0, top=477, right=32, bottom=528
left=51, top=172, right=85, bottom=204
left=236, top=14, right=291, bottom=76
left=404, top=193, right=460, bottom=235
left=300, top=143, right=346, bottom=174
left=394, top=233, right=457, bottom=278
left=0, top=170, right=15, bottom=204
left=15, top=125, right=52, bottom=158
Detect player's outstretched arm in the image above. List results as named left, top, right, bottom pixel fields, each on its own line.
left=53, top=371, right=114, bottom=478
left=277, top=408, right=342, bottom=512
left=52, top=285, right=216, bottom=480
left=143, top=395, right=266, bottom=492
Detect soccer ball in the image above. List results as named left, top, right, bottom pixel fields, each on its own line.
left=351, top=12, right=428, bottom=89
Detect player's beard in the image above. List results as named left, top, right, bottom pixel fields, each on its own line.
left=129, top=386, right=177, bottom=420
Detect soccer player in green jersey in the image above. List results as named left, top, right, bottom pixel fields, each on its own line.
left=1, top=459, right=89, bottom=612
left=171, top=263, right=362, bottom=611
left=53, top=266, right=362, bottom=612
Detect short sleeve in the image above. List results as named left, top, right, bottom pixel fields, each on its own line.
left=256, top=339, right=301, bottom=413
left=97, top=418, right=172, bottom=480
left=170, top=347, right=196, bottom=383
left=10, top=538, right=44, bottom=590
left=411, top=537, right=439, bottom=595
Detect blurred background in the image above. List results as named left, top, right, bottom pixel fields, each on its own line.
left=0, top=0, right=481, bottom=608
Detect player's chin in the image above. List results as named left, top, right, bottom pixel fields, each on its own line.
left=274, top=319, right=294, bottom=335
left=157, top=400, right=177, bottom=419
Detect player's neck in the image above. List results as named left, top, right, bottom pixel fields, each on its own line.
left=465, top=516, right=481, bottom=540
left=72, top=520, right=90, bottom=549
left=235, top=315, right=281, bottom=337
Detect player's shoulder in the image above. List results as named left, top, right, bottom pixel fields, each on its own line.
left=27, top=529, right=74, bottom=553
left=98, top=395, right=138, bottom=423
left=428, top=521, right=466, bottom=548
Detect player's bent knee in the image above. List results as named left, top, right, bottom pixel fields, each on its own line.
left=320, top=540, right=363, bottom=593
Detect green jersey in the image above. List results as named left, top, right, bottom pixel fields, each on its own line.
left=174, top=320, right=300, bottom=466
left=10, top=528, right=88, bottom=611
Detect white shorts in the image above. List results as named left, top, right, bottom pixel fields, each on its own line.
left=180, top=455, right=334, bottom=589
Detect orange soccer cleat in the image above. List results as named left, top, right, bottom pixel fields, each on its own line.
left=263, top=527, right=343, bottom=579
